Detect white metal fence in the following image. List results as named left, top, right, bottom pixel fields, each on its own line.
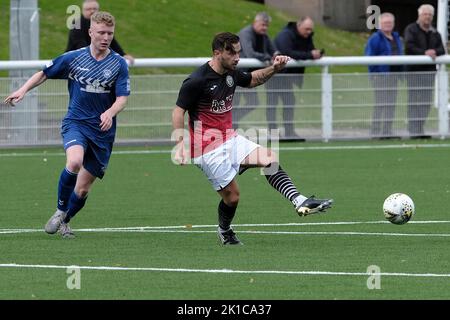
left=0, top=56, right=449, bottom=146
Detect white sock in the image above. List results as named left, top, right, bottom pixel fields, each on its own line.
left=292, top=195, right=308, bottom=207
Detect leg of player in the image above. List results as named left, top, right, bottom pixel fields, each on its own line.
left=45, top=145, right=84, bottom=236
left=241, top=146, right=333, bottom=216
left=60, top=167, right=97, bottom=238
left=217, top=180, right=243, bottom=245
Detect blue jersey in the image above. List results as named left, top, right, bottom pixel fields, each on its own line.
left=43, top=46, right=130, bottom=141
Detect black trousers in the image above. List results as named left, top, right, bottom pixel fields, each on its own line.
left=265, top=75, right=304, bottom=136
left=370, top=74, right=400, bottom=136
left=406, top=73, right=435, bottom=136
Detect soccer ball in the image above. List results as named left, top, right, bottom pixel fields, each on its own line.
left=383, top=193, right=415, bottom=225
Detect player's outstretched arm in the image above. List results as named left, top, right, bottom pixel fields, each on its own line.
left=172, top=106, right=188, bottom=165
left=3, top=71, right=47, bottom=106
left=248, top=55, right=290, bottom=88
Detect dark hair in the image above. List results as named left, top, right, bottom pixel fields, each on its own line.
left=211, top=32, right=240, bottom=52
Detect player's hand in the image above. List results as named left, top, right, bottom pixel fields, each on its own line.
left=100, top=110, right=114, bottom=131
left=4, top=90, right=26, bottom=107
left=173, top=141, right=188, bottom=165
left=272, top=55, right=290, bottom=72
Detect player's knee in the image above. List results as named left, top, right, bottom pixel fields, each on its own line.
left=225, top=191, right=240, bottom=207
left=66, top=159, right=83, bottom=173
left=267, top=150, right=278, bottom=165
left=260, top=149, right=278, bottom=167
left=75, top=187, right=90, bottom=198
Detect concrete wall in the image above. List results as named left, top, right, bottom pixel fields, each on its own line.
left=265, top=0, right=372, bottom=31
left=265, top=0, right=324, bottom=23
left=323, top=0, right=371, bottom=31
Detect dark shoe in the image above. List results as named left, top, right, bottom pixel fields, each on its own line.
left=377, top=136, right=401, bottom=140
left=282, top=132, right=306, bottom=142
left=410, top=135, right=432, bottom=140
left=217, top=228, right=243, bottom=245
left=296, top=196, right=333, bottom=217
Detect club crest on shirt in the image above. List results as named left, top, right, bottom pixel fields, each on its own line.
left=103, top=69, right=112, bottom=79
left=226, top=75, right=234, bottom=87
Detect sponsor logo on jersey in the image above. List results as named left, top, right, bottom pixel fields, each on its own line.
left=211, top=94, right=233, bottom=113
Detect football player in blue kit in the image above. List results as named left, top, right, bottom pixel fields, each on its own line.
left=4, top=11, right=130, bottom=238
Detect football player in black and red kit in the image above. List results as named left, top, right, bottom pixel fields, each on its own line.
left=172, top=32, right=332, bottom=245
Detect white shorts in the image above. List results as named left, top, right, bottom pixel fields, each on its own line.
left=193, top=135, right=259, bottom=191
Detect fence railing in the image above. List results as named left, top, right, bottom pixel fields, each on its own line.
left=0, top=56, right=449, bottom=146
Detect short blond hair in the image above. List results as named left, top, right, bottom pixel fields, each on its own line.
left=91, top=11, right=115, bottom=26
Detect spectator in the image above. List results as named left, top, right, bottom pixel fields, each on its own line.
left=269, top=17, right=322, bottom=140
left=365, top=12, right=404, bottom=138
left=404, top=4, right=445, bottom=138
left=66, top=0, right=135, bottom=65
left=234, top=12, right=279, bottom=129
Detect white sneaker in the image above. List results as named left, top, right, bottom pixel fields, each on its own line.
left=44, top=209, right=67, bottom=234
left=59, top=222, right=75, bottom=239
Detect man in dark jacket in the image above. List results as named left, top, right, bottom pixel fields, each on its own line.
left=234, top=12, right=278, bottom=128
left=269, top=17, right=322, bottom=139
left=404, top=4, right=445, bottom=138
left=66, top=0, right=135, bottom=65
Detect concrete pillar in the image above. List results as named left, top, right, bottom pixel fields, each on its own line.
left=9, top=0, right=39, bottom=145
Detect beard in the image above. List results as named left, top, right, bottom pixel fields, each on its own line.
left=220, top=57, right=237, bottom=71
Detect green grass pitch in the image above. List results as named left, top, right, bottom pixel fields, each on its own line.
left=1, top=139, right=450, bottom=299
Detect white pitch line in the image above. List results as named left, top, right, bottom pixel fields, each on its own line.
left=0, top=220, right=449, bottom=231
left=2, top=228, right=450, bottom=237
left=1, top=263, right=450, bottom=278
left=1, top=220, right=450, bottom=234
left=67, top=229, right=450, bottom=237
left=1, top=143, right=450, bottom=158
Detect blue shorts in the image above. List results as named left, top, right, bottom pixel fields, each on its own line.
left=61, top=122, right=113, bottom=179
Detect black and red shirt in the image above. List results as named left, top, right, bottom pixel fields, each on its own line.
left=176, top=62, right=252, bottom=157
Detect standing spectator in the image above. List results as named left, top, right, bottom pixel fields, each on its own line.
left=365, top=12, right=404, bottom=138
left=234, top=12, right=279, bottom=129
left=269, top=17, right=322, bottom=140
left=66, top=0, right=135, bottom=65
left=404, top=4, right=445, bottom=138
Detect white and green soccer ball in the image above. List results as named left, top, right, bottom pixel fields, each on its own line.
left=383, top=193, right=415, bottom=225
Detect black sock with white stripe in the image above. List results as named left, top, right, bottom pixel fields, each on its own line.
left=218, top=200, right=237, bottom=231
left=263, top=163, right=307, bottom=206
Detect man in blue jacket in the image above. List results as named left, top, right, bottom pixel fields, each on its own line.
left=269, top=17, right=322, bottom=140
left=364, top=12, right=404, bottom=138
